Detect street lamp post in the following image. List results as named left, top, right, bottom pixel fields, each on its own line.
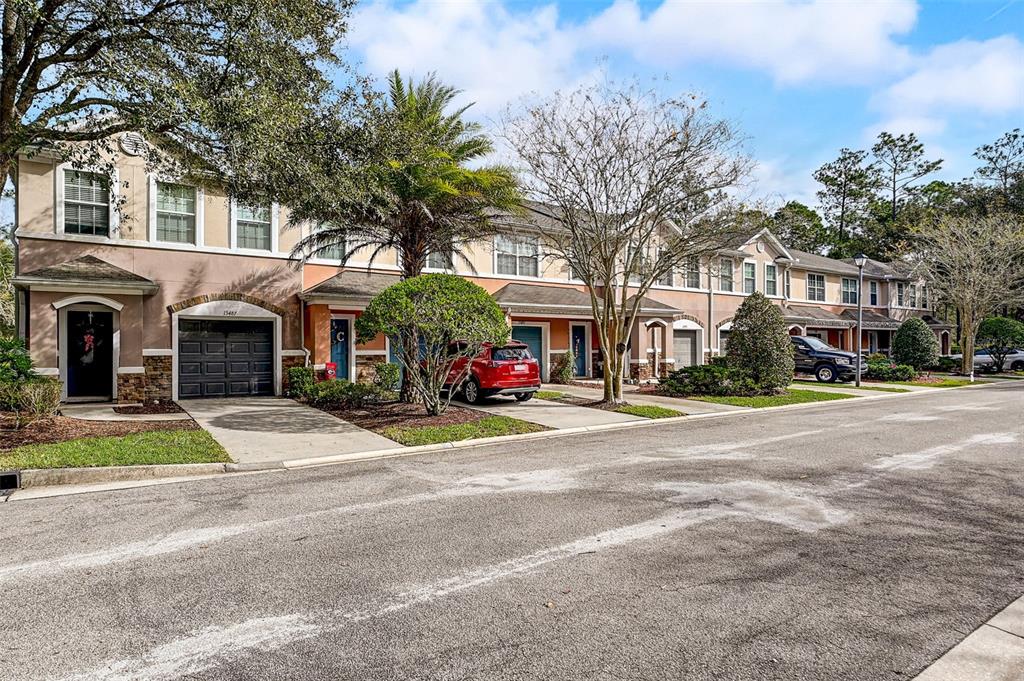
left=854, top=253, right=867, bottom=387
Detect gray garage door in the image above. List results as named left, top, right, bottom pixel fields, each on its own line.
left=178, top=320, right=273, bottom=398
left=673, top=329, right=698, bottom=367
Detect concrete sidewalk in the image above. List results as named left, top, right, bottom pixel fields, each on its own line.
left=545, top=383, right=747, bottom=415
left=913, top=595, right=1024, bottom=680
left=469, top=395, right=645, bottom=428
left=182, top=397, right=396, bottom=464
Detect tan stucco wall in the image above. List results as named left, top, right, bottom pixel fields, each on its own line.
left=25, top=290, right=143, bottom=370
left=19, top=237, right=304, bottom=352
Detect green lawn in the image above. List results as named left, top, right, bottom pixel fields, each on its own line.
left=381, top=415, right=548, bottom=446
left=890, top=378, right=976, bottom=388
left=614, top=404, right=685, bottom=419
left=792, top=379, right=910, bottom=393
left=534, top=390, right=566, bottom=400
left=0, top=429, right=230, bottom=470
left=692, top=388, right=855, bottom=408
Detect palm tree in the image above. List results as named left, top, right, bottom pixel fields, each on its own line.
left=293, top=70, right=521, bottom=278
left=292, top=71, right=521, bottom=401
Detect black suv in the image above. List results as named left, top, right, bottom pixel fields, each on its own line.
left=790, top=335, right=865, bottom=383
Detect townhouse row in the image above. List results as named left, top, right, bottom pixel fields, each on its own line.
left=11, top=140, right=951, bottom=402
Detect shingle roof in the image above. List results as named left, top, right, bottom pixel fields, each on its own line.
left=787, top=249, right=861, bottom=276
left=839, top=309, right=902, bottom=330
left=493, top=282, right=680, bottom=316
left=15, top=255, right=156, bottom=291
left=781, top=304, right=855, bottom=327
left=302, top=270, right=401, bottom=299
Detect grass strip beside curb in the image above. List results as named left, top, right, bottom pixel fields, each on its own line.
left=691, top=388, right=855, bottom=408
left=614, top=405, right=685, bottom=419
left=0, top=429, right=230, bottom=470
left=381, top=415, right=548, bottom=446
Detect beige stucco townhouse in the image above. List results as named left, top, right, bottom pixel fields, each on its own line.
left=11, top=136, right=951, bottom=403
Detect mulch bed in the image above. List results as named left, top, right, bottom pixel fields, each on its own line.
left=319, top=400, right=488, bottom=433
left=114, top=402, right=185, bottom=415
left=0, top=414, right=197, bottom=451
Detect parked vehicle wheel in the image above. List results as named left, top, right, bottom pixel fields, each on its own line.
left=462, top=378, right=482, bottom=404
left=1012, top=360, right=1024, bottom=371
left=815, top=364, right=838, bottom=383
left=514, top=392, right=534, bottom=402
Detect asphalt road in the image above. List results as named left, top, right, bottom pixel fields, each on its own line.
left=2, top=382, right=1023, bottom=681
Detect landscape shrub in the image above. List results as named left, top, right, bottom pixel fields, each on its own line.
left=866, top=352, right=889, bottom=364
left=0, top=376, right=61, bottom=429
left=551, top=349, right=575, bottom=384
left=724, top=292, right=794, bottom=393
left=286, top=366, right=315, bottom=398
left=659, top=363, right=759, bottom=397
left=0, top=336, right=35, bottom=382
left=372, top=362, right=401, bottom=392
left=928, top=356, right=960, bottom=373
left=866, top=362, right=917, bottom=382
left=306, top=379, right=385, bottom=409
left=892, top=317, right=939, bottom=370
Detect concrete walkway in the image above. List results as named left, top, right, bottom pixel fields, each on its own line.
left=182, top=397, right=396, bottom=464
left=61, top=403, right=192, bottom=422
left=469, top=395, right=646, bottom=428
left=545, top=383, right=747, bottom=415
left=913, top=595, right=1024, bottom=680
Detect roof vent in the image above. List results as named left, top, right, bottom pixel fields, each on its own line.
left=118, top=132, right=147, bottom=156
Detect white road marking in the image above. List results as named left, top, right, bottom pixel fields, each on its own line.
left=868, top=432, right=1019, bottom=473
left=649, top=429, right=824, bottom=460
left=879, top=412, right=943, bottom=422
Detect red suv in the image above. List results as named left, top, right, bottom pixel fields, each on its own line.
left=445, top=341, right=541, bottom=404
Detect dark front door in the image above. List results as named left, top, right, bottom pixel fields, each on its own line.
left=330, top=318, right=350, bottom=380
left=66, top=310, right=113, bottom=399
left=571, top=325, right=587, bottom=376
left=178, top=319, right=274, bottom=398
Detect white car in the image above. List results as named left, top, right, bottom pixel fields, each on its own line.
left=949, top=348, right=1024, bottom=372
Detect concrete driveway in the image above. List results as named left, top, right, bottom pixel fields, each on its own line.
left=468, top=395, right=646, bottom=428
left=182, top=397, right=395, bottom=464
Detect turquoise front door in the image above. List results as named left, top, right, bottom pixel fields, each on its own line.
left=330, top=318, right=350, bottom=380
left=511, top=326, right=544, bottom=378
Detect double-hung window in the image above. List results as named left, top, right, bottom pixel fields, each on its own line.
left=427, top=250, right=453, bottom=270
left=495, top=234, right=539, bottom=277
left=743, top=262, right=756, bottom=294
left=765, top=264, right=778, bottom=296
left=841, top=277, right=858, bottom=305
left=683, top=258, right=701, bottom=289
left=236, top=203, right=273, bottom=251
left=314, top=223, right=346, bottom=261
left=64, top=170, right=110, bottom=236
left=718, top=258, right=734, bottom=292
left=908, top=284, right=917, bottom=308
left=896, top=282, right=906, bottom=306
left=155, top=182, right=197, bottom=244
left=920, top=285, right=928, bottom=309
left=807, top=273, right=826, bottom=302
left=869, top=281, right=878, bottom=306
left=784, top=269, right=791, bottom=298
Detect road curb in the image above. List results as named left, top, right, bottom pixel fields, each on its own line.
left=18, top=462, right=229, bottom=488
left=6, top=381, right=1005, bottom=495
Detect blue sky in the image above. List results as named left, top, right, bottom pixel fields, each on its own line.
left=344, top=0, right=1024, bottom=208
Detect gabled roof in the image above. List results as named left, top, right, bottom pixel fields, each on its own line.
left=839, top=309, right=902, bottom=330
left=787, top=249, right=861, bottom=276
left=13, top=255, right=157, bottom=293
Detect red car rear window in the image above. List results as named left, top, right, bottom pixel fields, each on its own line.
left=492, top=347, right=533, bottom=361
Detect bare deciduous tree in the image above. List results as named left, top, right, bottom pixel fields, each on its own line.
left=503, top=80, right=752, bottom=403
left=914, top=213, right=1024, bottom=375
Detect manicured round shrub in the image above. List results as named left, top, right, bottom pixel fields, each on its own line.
left=725, top=292, right=794, bottom=393
left=892, top=317, right=939, bottom=370
left=286, top=366, right=315, bottom=398
left=551, top=349, right=575, bottom=384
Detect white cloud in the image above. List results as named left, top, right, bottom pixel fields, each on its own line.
left=346, top=0, right=586, bottom=116
left=584, top=0, right=917, bottom=84
left=346, top=0, right=921, bottom=118
left=874, top=35, right=1024, bottom=117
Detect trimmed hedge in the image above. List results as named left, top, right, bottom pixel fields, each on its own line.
left=373, top=362, right=401, bottom=391
left=866, top=362, right=917, bottom=382
left=306, top=379, right=385, bottom=409
left=659, top=361, right=759, bottom=397
left=286, top=366, right=316, bottom=397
